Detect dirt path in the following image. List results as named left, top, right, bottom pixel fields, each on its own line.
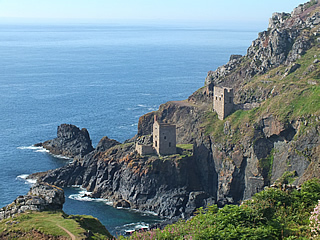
left=57, top=224, right=77, bottom=240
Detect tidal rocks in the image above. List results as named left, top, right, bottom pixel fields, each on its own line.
left=0, top=182, right=65, bottom=221
left=41, top=124, right=94, bottom=158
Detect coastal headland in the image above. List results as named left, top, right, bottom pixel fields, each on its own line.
left=1, top=0, right=320, bottom=239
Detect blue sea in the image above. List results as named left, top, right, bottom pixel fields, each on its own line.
left=0, top=22, right=259, bottom=236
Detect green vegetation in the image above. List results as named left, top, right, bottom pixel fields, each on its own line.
left=258, top=150, right=274, bottom=185
left=276, top=170, right=298, bottom=185
left=121, top=179, right=320, bottom=240
left=306, top=0, right=318, bottom=8
left=0, top=211, right=113, bottom=239
left=176, top=144, right=193, bottom=150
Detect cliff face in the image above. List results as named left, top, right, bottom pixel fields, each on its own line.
left=39, top=142, right=212, bottom=218
left=35, top=0, right=320, bottom=219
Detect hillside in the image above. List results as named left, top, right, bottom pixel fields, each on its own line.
left=0, top=211, right=112, bottom=240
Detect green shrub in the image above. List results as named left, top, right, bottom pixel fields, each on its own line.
left=122, top=179, right=320, bottom=240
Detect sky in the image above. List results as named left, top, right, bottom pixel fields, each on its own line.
left=0, top=0, right=308, bottom=27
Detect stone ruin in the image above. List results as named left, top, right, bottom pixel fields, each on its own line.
left=135, top=115, right=176, bottom=156
left=213, top=86, right=234, bottom=120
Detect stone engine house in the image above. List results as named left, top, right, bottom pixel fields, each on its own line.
left=213, top=86, right=234, bottom=120
left=153, top=116, right=176, bottom=155
left=135, top=115, right=176, bottom=156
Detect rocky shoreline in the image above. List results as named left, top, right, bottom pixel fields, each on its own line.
left=0, top=182, right=65, bottom=221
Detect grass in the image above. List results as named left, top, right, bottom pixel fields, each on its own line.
left=176, top=144, right=193, bottom=150
left=0, top=211, right=113, bottom=239
left=276, top=171, right=298, bottom=185
left=258, top=150, right=274, bottom=185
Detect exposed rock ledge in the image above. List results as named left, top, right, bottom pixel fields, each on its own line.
left=0, top=182, right=65, bottom=221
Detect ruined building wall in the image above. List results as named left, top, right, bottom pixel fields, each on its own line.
left=135, top=143, right=154, bottom=156
left=213, top=86, right=234, bottom=120
left=153, top=119, right=176, bottom=156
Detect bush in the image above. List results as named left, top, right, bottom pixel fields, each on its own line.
left=121, top=179, right=320, bottom=240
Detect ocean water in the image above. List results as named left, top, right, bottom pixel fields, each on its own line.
left=0, top=23, right=259, bottom=235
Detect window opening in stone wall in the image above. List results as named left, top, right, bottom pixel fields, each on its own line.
left=169, top=142, right=171, bottom=147
left=164, top=136, right=166, bottom=140
left=155, top=141, right=157, bottom=147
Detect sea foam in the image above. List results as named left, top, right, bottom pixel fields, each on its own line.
left=16, top=174, right=37, bottom=185
left=68, top=188, right=113, bottom=205
left=18, top=145, right=72, bottom=161
left=17, top=146, right=48, bottom=152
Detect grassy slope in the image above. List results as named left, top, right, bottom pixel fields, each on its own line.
left=203, top=46, right=320, bottom=144
left=0, top=211, right=113, bottom=240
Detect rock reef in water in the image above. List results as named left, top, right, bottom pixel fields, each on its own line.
left=0, top=182, right=65, bottom=221
left=37, top=124, right=94, bottom=158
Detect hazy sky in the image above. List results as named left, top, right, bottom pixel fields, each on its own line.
left=0, top=0, right=306, bottom=26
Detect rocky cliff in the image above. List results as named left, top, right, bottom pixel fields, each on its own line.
left=34, top=0, right=320, bottom=220
left=37, top=124, right=94, bottom=158
left=0, top=183, right=64, bottom=221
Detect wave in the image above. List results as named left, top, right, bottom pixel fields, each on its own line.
left=53, top=154, right=72, bottom=160
left=68, top=188, right=113, bottom=205
left=16, top=174, right=37, bottom=185
left=137, top=104, right=147, bottom=107
left=137, top=104, right=157, bottom=110
left=129, top=208, right=159, bottom=217
left=115, top=222, right=150, bottom=235
left=17, top=146, right=47, bottom=151
left=18, top=145, right=72, bottom=160
left=18, top=145, right=50, bottom=154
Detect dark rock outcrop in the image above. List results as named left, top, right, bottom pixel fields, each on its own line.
left=96, top=136, right=120, bottom=152
left=0, top=183, right=65, bottom=221
left=40, top=124, right=94, bottom=158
